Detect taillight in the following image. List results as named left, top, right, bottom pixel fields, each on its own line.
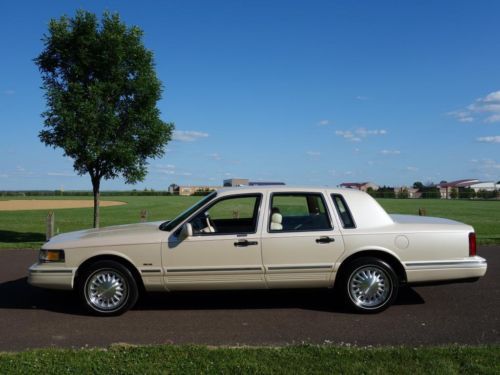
left=469, top=232, right=477, bottom=256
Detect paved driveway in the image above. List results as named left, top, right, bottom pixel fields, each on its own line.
left=0, top=247, right=498, bottom=351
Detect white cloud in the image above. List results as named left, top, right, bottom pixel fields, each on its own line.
left=156, top=164, right=176, bottom=174
left=406, top=166, right=419, bottom=172
left=355, top=95, right=368, bottom=100
left=449, top=90, right=500, bottom=123
left=470, top=159, right=500, bottom=174
left=448, top=110, right=474, bottom=123
left=173, top=130, right=209, bottom=142
left=380, top=149, right=401, bottom=155
left=477, top=136, right=500, bottom=143
left=306, top=151, right=321, bottom=156
left=335, top=128, right=387, bottom=142
left=47, top=172, right=76, bottom=177
left=317, top=120, right=330, bottom=126
left=208, top=153, right=222, bottom=160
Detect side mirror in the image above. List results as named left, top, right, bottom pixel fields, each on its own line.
left=180, top=222, right=193, bottom=240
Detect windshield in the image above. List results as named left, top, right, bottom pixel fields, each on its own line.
left=159, top=191, right=217, bottom=231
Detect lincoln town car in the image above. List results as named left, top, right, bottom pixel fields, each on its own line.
left=28, top=186, right=487, bottom=315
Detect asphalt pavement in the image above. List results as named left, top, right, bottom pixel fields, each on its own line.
left=0, top=246, right=498, bottom=351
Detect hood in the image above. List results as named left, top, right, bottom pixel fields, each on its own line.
left=43, top=221, right=167, bottom=249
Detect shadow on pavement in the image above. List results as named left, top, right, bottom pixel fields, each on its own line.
left=0, top=277, right=424, bottom=316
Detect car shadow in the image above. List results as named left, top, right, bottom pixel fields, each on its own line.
left=0, top=277, right=425, bottom=316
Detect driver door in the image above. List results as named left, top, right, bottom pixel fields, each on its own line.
left=163, top=193, right=266, bottom=290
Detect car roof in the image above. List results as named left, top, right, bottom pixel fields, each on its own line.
left=215, top=185, right=365, bottom=196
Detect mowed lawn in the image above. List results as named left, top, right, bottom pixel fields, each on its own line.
left=0, top=195, right=499, bottom=248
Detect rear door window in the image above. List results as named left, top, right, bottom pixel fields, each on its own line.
left=269, top=193, right=332, bottom=232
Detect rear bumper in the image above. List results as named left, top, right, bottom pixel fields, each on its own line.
left=404, top=256, right=487, bottom=284
left=28, top=263, right=76, bottom=290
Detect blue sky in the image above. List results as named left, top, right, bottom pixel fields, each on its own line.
left=0, top=0, right=499, bottom=190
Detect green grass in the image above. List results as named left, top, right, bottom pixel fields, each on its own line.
left=0, top=344, right=498, bottom=374
left=0, top=196, right=499, bottom=249
left=0, top=196, right=200, bottom=249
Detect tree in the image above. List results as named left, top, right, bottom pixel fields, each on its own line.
left=413, top=181, right=424, bottom=190
left=35, top=11, right=173, bottom=227
left=450, top=188, right=458, bottom=199
left=397, top=188, right=409, bottom=199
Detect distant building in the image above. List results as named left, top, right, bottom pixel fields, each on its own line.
left=223, top=178, right=249, bottom=187
left=469, top=181, right=499, bottom=193
left=395, top=187, right=421, bottom=199
left=224, top=178, right=285, bottom=187
left=177, top=185, right=220, bottom=196
left=437, top=179, right=479, bottom=199
left=339, top=182, right=379, bottom=192
left=168, top=184, right=179, bottom=194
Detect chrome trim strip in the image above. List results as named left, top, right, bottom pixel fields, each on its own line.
left=167, top=267, right=262, bottom=273
left=268, top=265, right=333, bottom=271
left=29, top=270, right=73, bottom=274
left=405, top=260, right=487, bottom=269
left=141, top=269, right=162, bottom=274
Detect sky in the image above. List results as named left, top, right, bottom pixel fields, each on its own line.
left=0, top=0, right=499, bottom=191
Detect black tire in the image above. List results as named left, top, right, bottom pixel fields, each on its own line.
left=337, top=257, right=399, bottom=313
left=77, top=260, right=139, bottom=316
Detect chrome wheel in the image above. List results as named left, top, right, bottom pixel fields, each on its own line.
left=85, top=269, right=128, bottom=312
left=348, top=265, right=392, bottom=309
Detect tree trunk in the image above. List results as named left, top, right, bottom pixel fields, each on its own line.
left=92, top=177, right=101, bottom=228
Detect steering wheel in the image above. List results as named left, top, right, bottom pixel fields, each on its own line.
left=205, top=212, right=217, bottom=232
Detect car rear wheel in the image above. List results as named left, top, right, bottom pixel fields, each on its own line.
left=78, top=260, right=139, bottom=316
left=339, top=257, right=399, bottom=313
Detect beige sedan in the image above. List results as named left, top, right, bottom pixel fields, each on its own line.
left=29, top=186, right=487, bottom=315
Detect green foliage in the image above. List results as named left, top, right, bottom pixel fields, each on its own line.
left=396, top=188, right=409, bottom=199
left=413, top=181, right=424, bottom=189
left=0, top=345, right=498, bottom=374
left=35, top=10, right=173, bottom=226
left=370, top=186, right=396, bottom=199
left=459, top=187, right=475, bottom=199
left=450, top=188, right=458, bottom=199
left=192, top=188, right=214, bottom=196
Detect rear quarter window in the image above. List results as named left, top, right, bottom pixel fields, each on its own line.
left=331, top=194, right=356, bottom=229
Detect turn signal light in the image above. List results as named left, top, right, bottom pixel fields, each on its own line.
left=39, top=249, right=65, bottom=263
left=468, top=233, right=476, bottom=257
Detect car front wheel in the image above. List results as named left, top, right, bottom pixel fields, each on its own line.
left=78, top=260, right=139, bottom=316
left=339, top=257, right=399, bottom=313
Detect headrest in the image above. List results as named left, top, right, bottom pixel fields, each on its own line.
left=271, top=213, right=282, bottom=224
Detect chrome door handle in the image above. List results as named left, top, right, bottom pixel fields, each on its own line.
left=316, top=236, right=335, bottom=244
left=234, top=240, right=259, bottom=247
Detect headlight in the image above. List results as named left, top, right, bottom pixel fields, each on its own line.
left=39, top=249, right=65, bottom=263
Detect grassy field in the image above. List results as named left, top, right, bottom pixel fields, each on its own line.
left=0, top=196, right=499, bottom=248
left=0, top=344, right=498, bottom=374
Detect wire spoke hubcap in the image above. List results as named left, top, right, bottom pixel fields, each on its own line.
left=86, top=270, right=128, bottom=311
left=348, top=266, right=392, bottom=309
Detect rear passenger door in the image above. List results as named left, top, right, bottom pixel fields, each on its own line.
left=261, top=192, right=345, bottom=288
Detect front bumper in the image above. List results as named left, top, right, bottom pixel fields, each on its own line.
left=28, top=263, right=76, bottom=290
left=404, top=256, right=487, bottom=284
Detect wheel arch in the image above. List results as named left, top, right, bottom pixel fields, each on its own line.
left=75, top=254, right=145, bottom=293
left=335, top=249, right=407, bottom=284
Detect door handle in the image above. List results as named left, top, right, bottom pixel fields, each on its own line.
left=234, top=240, right=259, bottom=247
left=316, top=236, right=335, bottom=244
